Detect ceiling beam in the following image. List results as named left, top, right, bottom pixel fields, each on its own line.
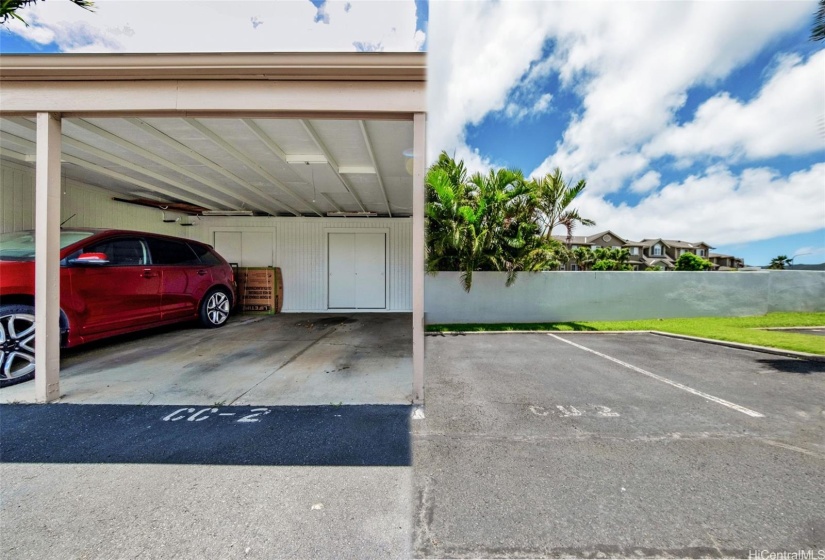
left=318, top=192, right=343, bottom=213
left=123, top=118, right=300, bottom=216
left=300, top=119, right=367, bottom=213
left=358, top=120, right=392, bottom=217
left=5, top=117, right=239, bottom=211
left=0, top=130, right=219, bottom=209
left=0, top=146, right=34, bottom=162
left=185, top=118, right=324, bottom=217
left=70, top=117, right=292, bottom=216
left=241, top=119, right=289, bottom=161
left=241, top=120, right=344, bottom=213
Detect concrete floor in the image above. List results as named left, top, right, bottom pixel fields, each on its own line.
left=0, top=313, right=413, bottom=406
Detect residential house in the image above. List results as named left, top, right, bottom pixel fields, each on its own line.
left=554, top=231, right=742, bottom=271
left=708, top=253, right=745, bottom=270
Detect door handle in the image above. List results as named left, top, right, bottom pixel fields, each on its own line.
left=197, top=270, right=208, bottom=276
left=142, top=269, right=157, bottom=279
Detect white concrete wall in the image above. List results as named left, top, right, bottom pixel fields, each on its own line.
left=768, top=271, right=825, bottom=313
left=1, top=160, right=181, bottom=236
left=194, top=216, right=412, bottom=312
left=425, top=271, right=825, bottom=324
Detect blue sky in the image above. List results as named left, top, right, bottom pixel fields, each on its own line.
left=2, top=1, right=822, bottom=266
left=0, top=0, right=426, bottom=53
left=429, top=1, right=825, bottom=266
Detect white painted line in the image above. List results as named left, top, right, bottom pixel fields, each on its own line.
left=547, top=334, right=765, bottom=418
left=760, top=439, right=825, bottom=460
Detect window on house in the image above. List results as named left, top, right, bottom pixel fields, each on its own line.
left=630, top=247, right=638, bottom=255
left=571, top=244, right=578, bottom=250
left=653, top=245, right=662, bottom=256
left=571, top=264, right=579, bottom=271
left=698, top=249, right=705, bottom=256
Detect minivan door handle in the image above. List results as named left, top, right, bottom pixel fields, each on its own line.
left=142, top=269, right=157, bottom=279
left=197, top=269, right=208, bottom=276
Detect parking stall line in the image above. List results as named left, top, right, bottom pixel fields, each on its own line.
left=547, top=334, right=765, bottom=418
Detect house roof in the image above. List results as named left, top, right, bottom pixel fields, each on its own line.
left=643, top=256, right=674, bottom=267
left=551, top=235, right=592, bottom=245
left=585, top=230, right=627, bottom=244
left=640, top=238, right=714, bottom=250
left=662, top=239, right=714, bottom=249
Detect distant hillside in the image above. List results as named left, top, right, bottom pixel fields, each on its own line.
left=761, top=263, right=825, bottom=271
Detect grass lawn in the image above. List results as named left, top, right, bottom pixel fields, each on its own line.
left=426, top=312, right=825, bottom=355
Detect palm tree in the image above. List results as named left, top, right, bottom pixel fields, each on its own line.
left=424, top=157, right=472, bottom=274
left=592, top=247, right=632, bottom=271
left=812, top=0, right=825, bottom=41
left=529, top=168, right=595, bottom=243
left=768, top=255, right=793, bottom=270
left=572, top=246, right=595, bottom=271
left=1, top=0, right=94, bottom=25
left=425, top=152, right=567, bottom=292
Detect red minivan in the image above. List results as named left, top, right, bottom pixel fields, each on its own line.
left=0, top=229, right=237, bottom=387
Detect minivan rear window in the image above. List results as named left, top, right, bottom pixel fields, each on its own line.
left=146, top=238, right=200, bottom=265
left=188, top=243, right=222, bottom=266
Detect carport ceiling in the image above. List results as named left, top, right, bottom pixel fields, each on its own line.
left=0, top=116, right=413, bottom=217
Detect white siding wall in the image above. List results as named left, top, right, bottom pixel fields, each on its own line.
left=0, top=161, right=181, bottom=236
left=1, top=163, right=35, bottom=232
left=197, top=216, right=412, bottom=312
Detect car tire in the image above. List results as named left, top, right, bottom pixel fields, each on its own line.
left=199, top=288, right=231, bottom=329
left=0, top=304, right=36, bottom=388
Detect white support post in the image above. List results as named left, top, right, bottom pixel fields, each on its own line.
left=412, top=112, right=426, bottom=404
left=34, top=112, right=62, bottom=403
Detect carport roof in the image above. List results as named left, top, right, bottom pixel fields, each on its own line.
left=0, top=52, right=426, bottom=82
left=0, top=52, right=426, bottom=217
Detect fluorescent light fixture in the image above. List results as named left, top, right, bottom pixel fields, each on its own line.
left=286, top=155, right=327, bottom=164
left=338, top=166, right=376, bottom=174
left=201, top=210, right=255, bottom=216
left=327, top=211, right=378, bottom=217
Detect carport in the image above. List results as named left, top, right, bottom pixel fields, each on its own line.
left=0, top=52, right=426, bottom=404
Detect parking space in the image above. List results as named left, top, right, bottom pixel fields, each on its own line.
left=414, top=333, right=825, bottom=558
left=0, top=313, right=412, bottom=406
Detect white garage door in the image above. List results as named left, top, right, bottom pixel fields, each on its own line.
left=214, top=231, right=274, bottom=267
left=328, top=233, right=386, bottom=309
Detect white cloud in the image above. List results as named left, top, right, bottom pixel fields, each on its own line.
left=429, top=1, right=812, bottom=186
left=504, top=93, right=554, bottom=122
left=528, top=2, right=812, bottom=191
left=428, top=0, right=821, bottom=251
left=4, top=0, right=424, bottom=53
left=629, top=170, right=661, bottom=194
left=574, top=163, right=825, bottom=245
left=646, top=50, right=825, bottom=162
left=427, top=1, right=555, bottom=164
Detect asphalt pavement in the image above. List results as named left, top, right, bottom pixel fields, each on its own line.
left=2, top=332, right=824, bottom=559
left=1, top=404, right=412, bottom=559
left=413, top=332, right=825, bottom=558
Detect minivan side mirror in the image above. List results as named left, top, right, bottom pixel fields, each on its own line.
left=68, top=252, right=110, bottom=265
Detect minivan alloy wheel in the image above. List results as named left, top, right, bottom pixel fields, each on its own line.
left=206, top=291, right=230, bottom=326
left=0, top=311, right=36, bottom=382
